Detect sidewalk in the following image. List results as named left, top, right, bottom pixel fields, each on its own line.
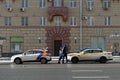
left=0, top=56, right=120, bottom=64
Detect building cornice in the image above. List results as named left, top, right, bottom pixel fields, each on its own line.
left=0, top=0, right=16, bottom=2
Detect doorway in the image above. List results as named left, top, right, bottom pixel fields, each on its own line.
left=54, top=40, right=62, bottom=56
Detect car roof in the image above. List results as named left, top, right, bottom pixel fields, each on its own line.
left=26, top=49, right=44, bottom=52
left=81, top=48, right=102, bottom=51
left=87, top=48, right=102, bottom=50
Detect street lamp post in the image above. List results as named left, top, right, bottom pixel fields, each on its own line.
left=0, top=39, right=6, bottom=57
left=80, top=0, right=83, bottom=50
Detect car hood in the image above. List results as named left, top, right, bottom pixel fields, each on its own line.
left=11, top=54, right=23, bottom=58
left=68, top=53, right=80, bottom=56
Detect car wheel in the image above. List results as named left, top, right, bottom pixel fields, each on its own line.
left=99, top=57, right=107, bottom=63
left=14, top=58, right=22, bottom=64
left=41, top=58, right=47, bottom=64
left=71, top=57, right=79, bottom=64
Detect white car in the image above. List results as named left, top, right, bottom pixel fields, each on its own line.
left=11, top=49, right=51, bottom=64
left=67, top=48, right=113, bottom=63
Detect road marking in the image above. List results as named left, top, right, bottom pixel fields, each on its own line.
left=71, top=70, right=103, bottom=72
left=72, top=76, right=110, bottom=79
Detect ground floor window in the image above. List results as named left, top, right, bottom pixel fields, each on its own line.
left=110, top=42, right=119, bottom=54
left=91, top=37, right=105, bottom=50
left=10, top=37, right=24, bottom=52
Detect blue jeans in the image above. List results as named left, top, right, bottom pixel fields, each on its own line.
left=58, top=54, right=64, bottom=64
left=62, top=54, right=68, bottom=63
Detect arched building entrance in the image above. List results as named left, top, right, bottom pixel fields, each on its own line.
left=46, top=26, right=70, bottom=56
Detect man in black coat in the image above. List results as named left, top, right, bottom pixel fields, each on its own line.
left=63, top=45, right=68, bottom=63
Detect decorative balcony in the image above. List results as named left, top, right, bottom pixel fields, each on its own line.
left=48, top=7, right=68, bottom=22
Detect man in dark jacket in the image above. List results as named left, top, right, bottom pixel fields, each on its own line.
left=63, top=45, right=68, bottom=63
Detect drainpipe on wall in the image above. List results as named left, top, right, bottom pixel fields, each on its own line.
left=80, top=0, right=83, bottom=50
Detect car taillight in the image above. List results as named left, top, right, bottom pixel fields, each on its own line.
left=107, top=52, right=112, bottom=55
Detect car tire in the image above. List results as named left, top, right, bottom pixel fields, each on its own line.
left=41, top=58, right=47, bottom=64
left=14, top=58, right=22, bottom=64
left=99, top=57, right=107, bottom=63
left=71, top=57, right=79, bottom=64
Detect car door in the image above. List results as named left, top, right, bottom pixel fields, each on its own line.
left=34, top=51, right=44, bottom=59
left=22, top=50, right=37, bottom=61
left=80, top=49, right=103, bottom=60
left=91, top=50, right=103, bottom=60
left=79, top=50, right=93, bottom=60
left=85, top=50, right=98, bottom=60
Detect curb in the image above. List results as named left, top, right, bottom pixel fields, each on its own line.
left=0, top=57, right=10, bottom=60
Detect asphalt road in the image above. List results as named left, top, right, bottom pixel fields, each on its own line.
left=0, top=63, right=120, bottom=80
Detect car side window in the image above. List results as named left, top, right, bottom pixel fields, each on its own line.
left=84, top=50, right=92, bottom=54
left=92, top=50, right=103, bottom=53
left=34, top=51, right=43, bottom=54
left=26, top=51, right=34, bottom=54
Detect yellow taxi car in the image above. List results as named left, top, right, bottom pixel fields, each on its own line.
left=67, top=48, right=113, bottom=63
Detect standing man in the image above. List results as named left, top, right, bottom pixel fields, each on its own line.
left=63, top=45, right=68, bottom=63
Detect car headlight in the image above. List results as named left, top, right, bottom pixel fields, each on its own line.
left=11, top=57, right=14, bottom=62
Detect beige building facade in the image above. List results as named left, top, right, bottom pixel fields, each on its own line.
left=0, top=0, right=120, bottom=56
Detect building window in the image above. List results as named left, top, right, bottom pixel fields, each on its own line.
left=5, top=17, right=11, bottom=26
left=40, top=17, right=46, bottom=26
left=103, top=0, right=111, bottom=10
left=91, top=37, right=105, bottom=50
left=10, top=37, right=24, bottom=52
left=21, top=17, right=28, bottom=26
left=40, top=0, right=46, bottom=8
left=105, top=16, right=111, bottom=26
left=111, top=43, right=119, bottom=53
left=53, top=0, right=62, bottom=7
left=87, top=16, right=94, bottom=26
left=5, top=0, right=12, bottom=8
left=70, top=17, right=77, bottom=26
left=55, top=16, right=61, bottom=26
left=70, top=0, right=77, bottom=8
left=22, top=0, right=28, bottom=8
left=86, top=0, right=94, bottom=10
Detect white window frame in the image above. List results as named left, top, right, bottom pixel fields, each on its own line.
left=105, top=16, right=110, bottom=26
left=5, top=17, right=11, bottom=26
left=22, top=0, right=28, bottom=8
left=103, top=0, right=111, bottom=10
left=70, top=0, right=77, bottom=8
left=54, top=0, right=62, bottom=7
left=40, top=0, right=46, bottom=8
left=21, top=17, right=28, bottom=26
left=40, top=17, right=47, bottom=26
left=86, top=0, right=94, bottom=10
left=55, top=16, right=61, bottom=26
left=11, top=43, right=23, bottom=52
left=5, top=0, right=11, bottom=8
left=87, top=16, right=94, bottom=26
left=70, top=17, right=77, bottom=26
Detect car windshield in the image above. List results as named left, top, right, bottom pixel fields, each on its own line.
left=77, top=48, right=89, bottom=53
left=80, top=48, right=89, bottom=52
